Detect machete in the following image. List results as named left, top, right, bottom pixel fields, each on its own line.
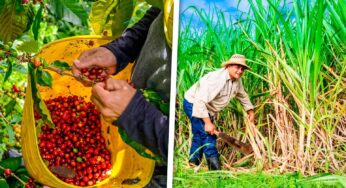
left=215, top=131, right=253, bottom=155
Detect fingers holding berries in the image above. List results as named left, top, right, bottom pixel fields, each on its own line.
left=72, top=47, right=117, bottom=82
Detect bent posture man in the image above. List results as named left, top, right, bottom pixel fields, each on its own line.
left=183, top=54, right=255, bottom=170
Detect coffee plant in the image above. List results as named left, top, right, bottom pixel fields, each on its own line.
left=0, top=0, right=163, bottom=187
left=0, top=157, right=41, bottom=188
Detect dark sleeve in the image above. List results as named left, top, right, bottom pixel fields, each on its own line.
left=102, top=7, right=161, bottom=74
left=114, top=90, right=168, bottom=161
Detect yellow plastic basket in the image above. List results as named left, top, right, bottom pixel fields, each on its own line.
left=21, top=36, right=155, bottom=188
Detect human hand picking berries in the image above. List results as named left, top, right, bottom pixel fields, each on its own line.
left=91, top=78, right=136, bottom=122
left=72, top=47, right=117, bottom=85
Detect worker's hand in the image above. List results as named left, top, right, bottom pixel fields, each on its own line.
left=72, top=47, right=117, bottom=85
left=91, top=78, right=136, bottom=123
left=247, top=110, right=255, bottom=124
left=204, top=122, right=216, bottom=135
left=247, top=110, right=257, bottom=138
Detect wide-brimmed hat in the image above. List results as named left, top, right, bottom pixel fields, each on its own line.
left=221, top=54, right=251, bottom=70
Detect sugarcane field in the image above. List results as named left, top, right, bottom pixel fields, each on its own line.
left=0, top=0, right=346, bottom=188
left=174, top=0, right=346, bottom=187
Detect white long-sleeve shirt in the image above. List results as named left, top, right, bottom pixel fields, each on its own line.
left=184, top=68, right=254, bottom=118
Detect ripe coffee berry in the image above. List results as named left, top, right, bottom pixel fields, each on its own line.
left=80, top=67, right=107, bottom=82
left=36, top=95, right=112, bottom=186
left=12, top=84, right=20, bottom=93
left=3, top=168, right=11, bottom=175
left=33, top=57, right=41, bottom=68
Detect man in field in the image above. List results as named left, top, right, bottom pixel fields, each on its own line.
left=183, top=54, right=255, bottom=170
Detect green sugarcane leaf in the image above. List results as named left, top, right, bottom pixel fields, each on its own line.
left=49, top=60, right=71, bottom=71
left=4, top=100, right=16, bottom=116
left=0, top=157, right=22, bottom=173
left=32, top=4, right=43, bottom=40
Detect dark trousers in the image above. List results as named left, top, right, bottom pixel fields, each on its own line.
left=183, top=99, right=218, bottom=161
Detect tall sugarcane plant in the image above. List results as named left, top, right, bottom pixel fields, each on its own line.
left=176, top=0, right=346, bottom=175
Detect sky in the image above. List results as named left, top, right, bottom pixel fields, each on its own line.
left=179, top=0, right=251, bottom=29
left=179, top=0, right=251, bottom=15
left=178, top=0, right=276, bottom=30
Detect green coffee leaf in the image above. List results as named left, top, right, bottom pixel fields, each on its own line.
left=90, top=0, right=134, bottom=36
left=10, top=114, right=22, bottom=124
left=0, top=144, right=5, bottom=161
left=47, top=0, right=88, bottom=26
left=0, top=178, right=9, bottom=188
left=118, top=128, right=162, bottom=161
left=0, top=157, right=22, bottom=173
left=36, top=69, right=53, bottom=87
left=29, top=63, right=54, bottom=128
left=0, top=67, right=5, bottom=77
left=7, top=167, right=30, bottom=188
left=159, top=103, right=169, bottom=116
left=4, top=100, right=16, bottom=116
left=13, top=63, right=28, bottom=74
left=35, top=119, right=44, bottom=136
left=5, top=124, right=15, bottom=144
left=0, top=1, right=34, bottom=43
left=32, top=4, right=43, bottom=40
left=49, top=60, right=71, bottom=71
left=142, top=89, right=169, bottom=115
left=16, top=39, right=39, bottom=54
left=14, top=167, right=28, bottom=174
left=0, top=1, right=5, bottom=12
left=3, top=60, right=12, bottom=82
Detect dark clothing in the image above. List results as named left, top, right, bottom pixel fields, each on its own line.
left=104, top=6, right=170, bottom=188
left=183, top=99, right=219, bottom=161
left=104, top=6, right=170, bottom=161
left=132, top=10, right=171, bottom=102
left=102, top=7, right=161, bottom=75
left=115, top=91, right=168, bottom=160
left=103, top=7, right=171, bottom=101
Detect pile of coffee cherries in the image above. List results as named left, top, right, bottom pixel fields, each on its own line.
left=36, top=95, right=112, bottom=186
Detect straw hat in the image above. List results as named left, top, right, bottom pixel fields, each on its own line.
left=221, top=54, right=251, bottom=70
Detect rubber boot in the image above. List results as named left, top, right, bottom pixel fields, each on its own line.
left=188, top=157, right=201, bottom=166
left=206, top=157, right=221, bottom=170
